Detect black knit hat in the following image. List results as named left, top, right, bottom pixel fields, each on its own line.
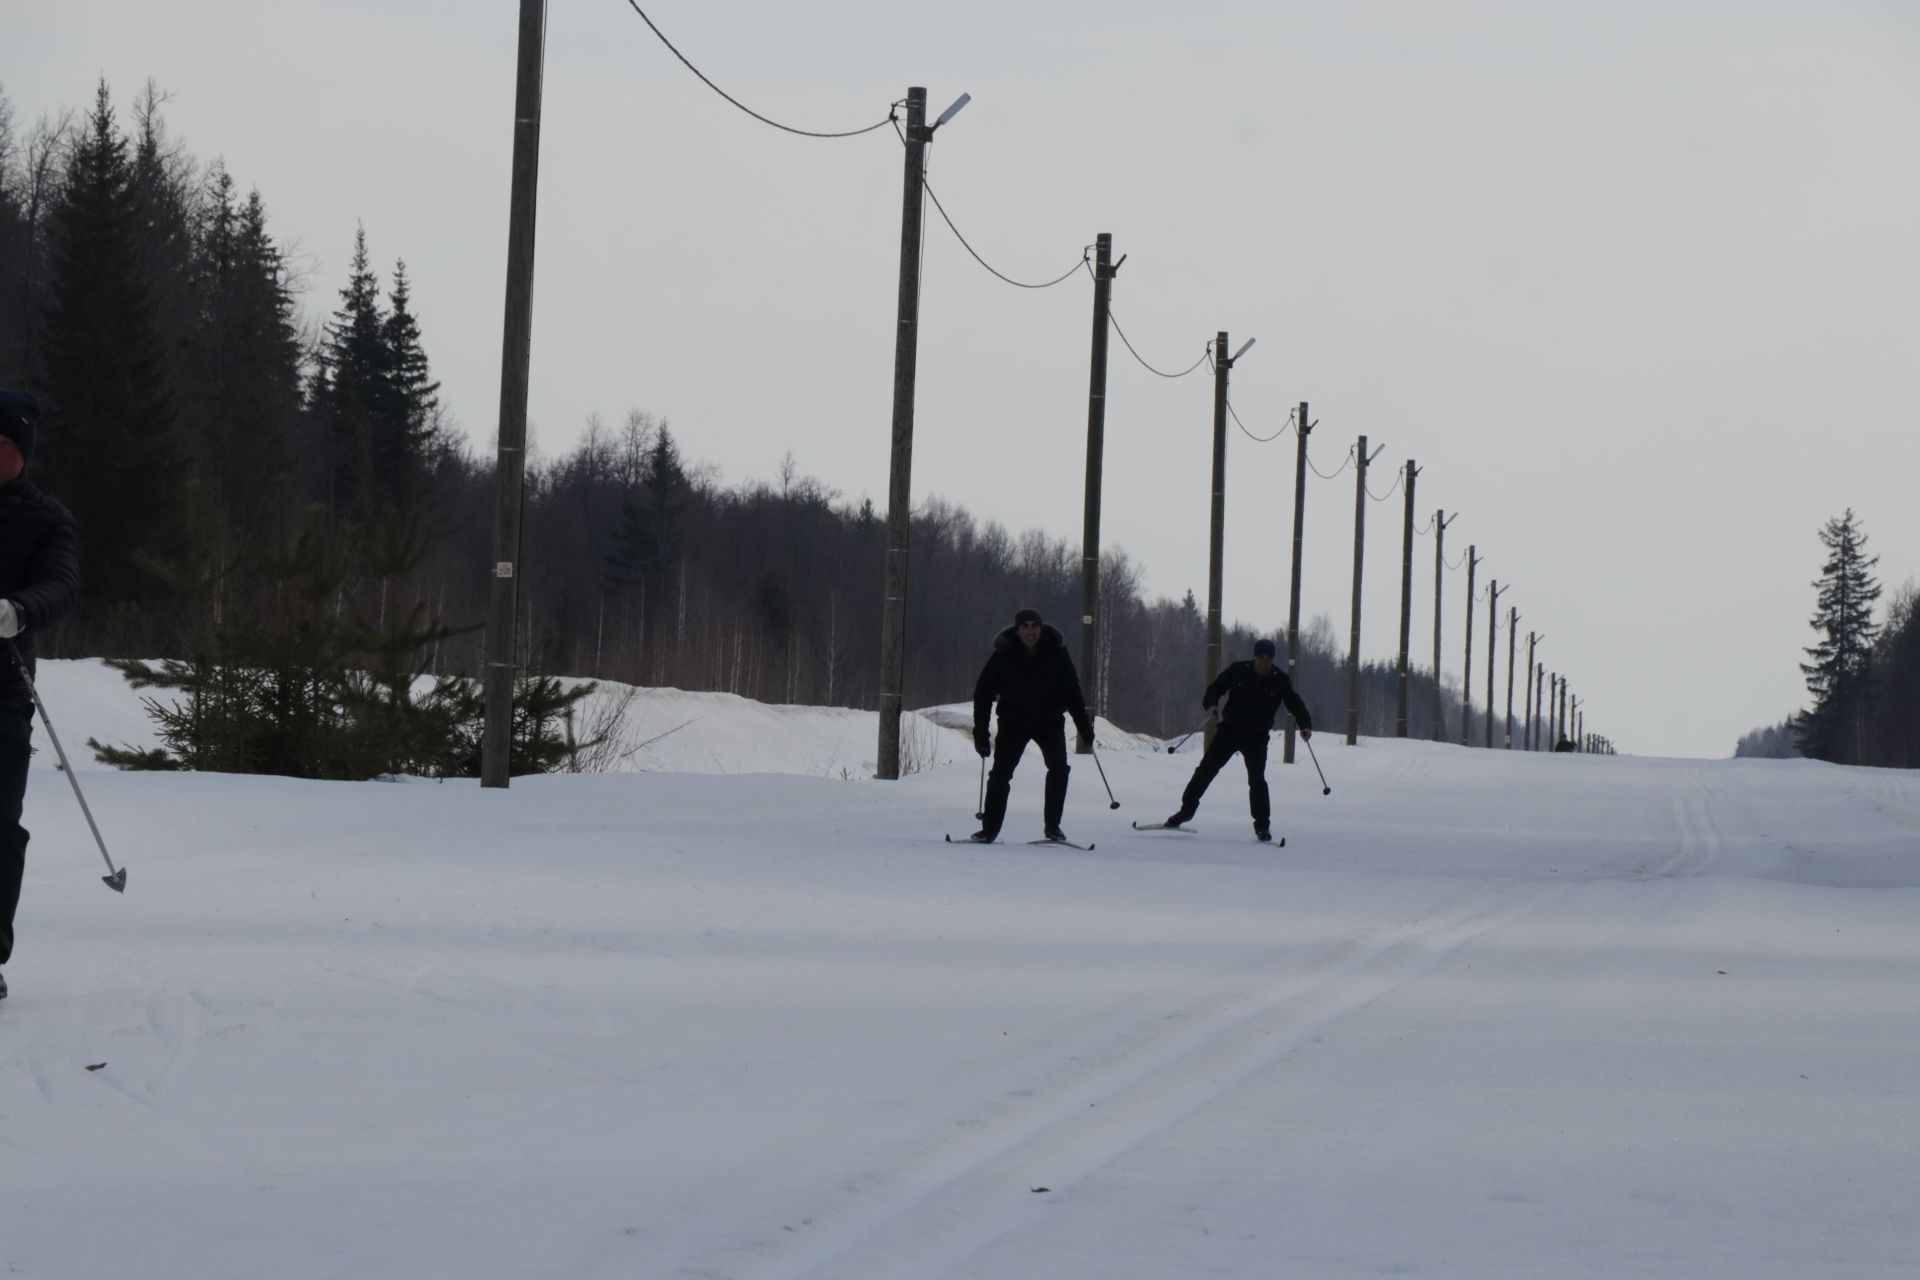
left=1013, top=608, right=1043, bottom=626
left=0, top=389, right=37, bottom=462
left=1252, top=638, right=1277, bottom=658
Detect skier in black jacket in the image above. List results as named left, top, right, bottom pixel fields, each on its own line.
left=0, top=390, right=81, bottom=1001
left=968, top=608, right=1096, bottom=843
left=1164, top=638, right=1311, bottom=842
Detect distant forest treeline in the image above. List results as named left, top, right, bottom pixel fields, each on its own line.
left=3, top=80, right=1532, bottom=745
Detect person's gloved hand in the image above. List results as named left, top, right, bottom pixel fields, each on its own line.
left=1075, top=718, right=1096, bottom=745
left=973, top=729, right=991, bottom=758
left=1204, top=705, right=1220, bottom=722
left=0, top=599, right=19, bottom=640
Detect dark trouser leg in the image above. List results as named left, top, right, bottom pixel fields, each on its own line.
left=1035, top=721, right=1071, bottom=828
left=1180, top=730, right=1240, bottom=815
left=1241, top=731, right=1272, bottom=825
left=0, top=699, right=33, bottom=967
left=982, top=725, right=1035, bottom=838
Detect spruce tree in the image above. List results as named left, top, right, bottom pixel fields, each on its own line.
left=1798, top=509, right=1881, bottom=763
left=37, top=81, right=185, bottom=629
left=173, top=168, right=302, bottom=602
left=605, top=427, right=689, bottom=680
left=377, top=258, right=440, bottom=512
left=318, top=225, right=388, bottom=518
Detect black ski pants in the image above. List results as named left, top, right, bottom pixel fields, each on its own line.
left=0, top=698, right=33, bottom=967
left=1180, top=726, right=1270, bottom=825
left=981, top=718, right=1070, bottom=837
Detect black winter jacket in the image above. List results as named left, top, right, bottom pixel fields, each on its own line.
left=1204, top=659, right=1312, bottom=736
left=972, top=624, right=1094, bottom=739
left=0, top=477, right=81, bottom=697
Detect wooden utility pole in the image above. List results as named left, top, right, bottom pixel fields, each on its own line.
left=874, top=88, right=930, bottom=781
left=1504, top=605, right=1518, bottom=747
left=1523, top=632, right=1540, bottom=750
left=1535, top=662, right=1546, bottom=750
left=1394, top=461, right=1419, bottom=737
left=1204, top=332, right=1231, bottom=748
left=1549, top=673, right=1560, bottom=747
left=481, top=0, right=549, bottom=789
left=1431, top=510, right=1455, bottom=743
left=1461, top=548, right=1480, bottom=746
left=1077, top=232, right=1115, bottom=754
left=1345, top=436, right=1384, bottom=745
left=1283, top=402, right=1312, bottom=765
left=1484, top=580, right=1506, bottom=748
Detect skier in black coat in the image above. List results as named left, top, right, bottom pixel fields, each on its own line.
left=0, top=390, right=81, bottom=1000
left=968, top=608, right=1095, bottom=843
left=1164, top=638, right=1311, bottom=841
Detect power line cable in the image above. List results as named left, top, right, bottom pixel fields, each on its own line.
left=1307, top=443, right=1354, bottom=480
left=1107, top=311, right=1209, bottom=377
left=622, top=1, right=895, bottom=138
left=920, top=179, right=1087, bottom=289
left=1366, top=468, right=1404, bottom=502
left=1226, top=400, right=1292, bottom=444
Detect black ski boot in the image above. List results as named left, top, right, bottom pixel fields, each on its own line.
left=1166, top=808, right=1195, bottom=828
left=0, top=970, right=8, bottom=1001
left=1043, top=825, right=1068, bottom=842
left=968, top=829, right=996, bottom=843
left=1254, top=821, right=1272, bottom=843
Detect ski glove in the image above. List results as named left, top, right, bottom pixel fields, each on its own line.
left=0, top=599, right=17, bottom=639
left=973, top=729, right=991, bottom=758
left=1075, top=717, right=1096, bottom=744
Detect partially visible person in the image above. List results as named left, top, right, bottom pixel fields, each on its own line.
left=0, top=390, right=81, bottom=1000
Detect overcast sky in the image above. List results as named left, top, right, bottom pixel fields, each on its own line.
left=13, top=0, right=1920, bottom=758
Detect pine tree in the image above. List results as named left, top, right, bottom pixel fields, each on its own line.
left=36, top=81, right=186, bottom=628
left=1798, top=509, right=1881, bottom=763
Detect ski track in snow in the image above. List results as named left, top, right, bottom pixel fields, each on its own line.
left=738, top=880, right=1572, bottom=1280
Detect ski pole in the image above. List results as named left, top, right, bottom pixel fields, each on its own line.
left=1165, top=720, right=1209, bottom=754
left=1088, top=742, right=1120, bottom=809
left=1302, top=732, right=1332, bottom=796
left=975, top=754, right=987, bottom=821
left=5, top=640, right=126, bottom=892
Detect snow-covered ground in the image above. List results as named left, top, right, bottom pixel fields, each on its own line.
left=5, top=661, right=1920, bottom=1278
left=45, top=659, right=1157, bottom=779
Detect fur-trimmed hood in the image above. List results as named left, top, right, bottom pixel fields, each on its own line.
left=991, top=622, right=1066, bottom=656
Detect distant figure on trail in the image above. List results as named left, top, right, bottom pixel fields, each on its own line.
left=1554, top=737, right=1576, bottom=753
left=1163, top=638, right=1311, bottom=843
left=0, top=390, right=81, bottom=1003
left=965, top=608, right=1095, bottom=845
